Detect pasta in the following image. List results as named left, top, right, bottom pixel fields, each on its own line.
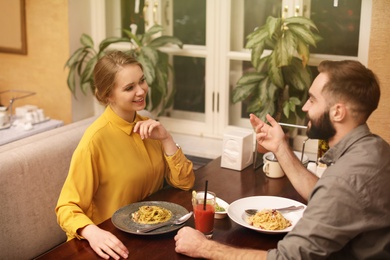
left=247, top=209, right=291, bottom=230
left=131, top=205, right=172, bottom=224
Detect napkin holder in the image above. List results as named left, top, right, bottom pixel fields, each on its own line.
left=221, top=130, right=253, bottom=171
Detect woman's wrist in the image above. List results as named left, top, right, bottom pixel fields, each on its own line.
left=161, top=135, right=179, bottom=156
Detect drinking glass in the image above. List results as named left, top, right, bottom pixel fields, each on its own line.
left=192, top=191, right=216, bottom=238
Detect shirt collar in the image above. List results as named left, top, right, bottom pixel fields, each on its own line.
left=321, top=124, right=372, bottom=166
left=104, top=105, right=142, bottom=135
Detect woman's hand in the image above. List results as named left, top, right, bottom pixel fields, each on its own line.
left=80, top=225, right=129, bottom=259
left=134, top=119, right=179, bottom=155
left=133, top=119, right=169, bottom=141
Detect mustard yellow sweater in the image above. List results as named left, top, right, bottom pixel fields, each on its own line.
left=56, top=106, right=195, bottom=240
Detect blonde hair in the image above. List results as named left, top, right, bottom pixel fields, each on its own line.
left=93, top=51, right=143, bottom=105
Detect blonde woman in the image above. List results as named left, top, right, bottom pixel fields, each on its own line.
left=56, top=51, right=195, bottom=259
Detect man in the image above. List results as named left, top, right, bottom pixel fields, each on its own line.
left=174, top=60, right=390, bottom=259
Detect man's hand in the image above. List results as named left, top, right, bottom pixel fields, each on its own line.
left=175, top=226, right=268, bottom=259
left=80, top=225, right=129, bottom=259
left=250, top=114, right=288, bottom=155
left=175, top=227, right=211, bottom=258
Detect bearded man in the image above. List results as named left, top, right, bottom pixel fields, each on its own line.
left=174, top=60, right=390, bottom=259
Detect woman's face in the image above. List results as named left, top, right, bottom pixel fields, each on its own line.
left=108, top=64, right=148, bottom=122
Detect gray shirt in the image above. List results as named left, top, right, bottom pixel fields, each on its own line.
left=268, top=124, right=390, bottom=259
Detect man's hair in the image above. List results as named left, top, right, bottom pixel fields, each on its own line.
left=93, top=50, right=143, bottom=105
left=318, top=60, right=380, bottom=123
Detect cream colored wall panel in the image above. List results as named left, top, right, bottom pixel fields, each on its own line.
left=368, top=0, right=390, bottom=144
left=0, top=0, right=72, bottom=124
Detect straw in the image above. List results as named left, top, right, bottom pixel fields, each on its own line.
left=203, top=180, right=208, bottom=210
left=278, top=122, right=307, bottom=129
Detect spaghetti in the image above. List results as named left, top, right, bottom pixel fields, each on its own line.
left=131, top=205, right=173, bottom=224
left=247, top=209, right=291, bottom=230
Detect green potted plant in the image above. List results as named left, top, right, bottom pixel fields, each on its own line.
left=65, top=24, right=183, bottom=116
left=232, top=16, right=321, bottom=124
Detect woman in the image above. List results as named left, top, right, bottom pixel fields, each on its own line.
left=56, top=51, right=195, bottom=259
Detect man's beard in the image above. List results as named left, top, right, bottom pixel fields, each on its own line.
left=306, top=110, right=336, bottom=140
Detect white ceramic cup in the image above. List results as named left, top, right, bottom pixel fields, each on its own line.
left=263, top=156, right=285, bottom=178
left=0, top=113, right=5, bottom=126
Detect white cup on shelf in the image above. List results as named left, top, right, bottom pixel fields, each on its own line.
left=0, top=113, right=6, bottom=126
left=37, top=109, right=45, bottom=122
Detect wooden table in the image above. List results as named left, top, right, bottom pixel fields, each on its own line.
left=38, top=157, right=305, bottom=259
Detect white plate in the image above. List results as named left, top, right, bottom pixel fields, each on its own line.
left=263, top=151, right=309, bottom=164
left=227, top=196, right=306, bottom=234
left=215, top=197, right=229, bottom=219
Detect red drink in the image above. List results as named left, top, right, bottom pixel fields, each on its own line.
left=193, top=204, right=215, bottom=234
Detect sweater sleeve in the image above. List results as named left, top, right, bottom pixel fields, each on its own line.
left=55, top=145, right=97, bottom=240
left=164, top=147, right=195, bottom=191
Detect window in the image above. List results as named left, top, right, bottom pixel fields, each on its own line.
left=100, top=0, right=371, bottom=137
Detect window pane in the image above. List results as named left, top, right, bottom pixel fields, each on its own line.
left=119, top=0, right=146, bottom=35
left=173, top=0, right=206, bottom=45
left=173, top=56, right=206, bottom=113
left=229, top=60, right=252, bottom=127
left=310, top=0, right=362, bottom=56
left=243, top=0, right=282, bottom=44
left=231, top=0, right=282, bottom=52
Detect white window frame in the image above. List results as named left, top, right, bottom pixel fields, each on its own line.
left=90, top=0, right=372, bottom=137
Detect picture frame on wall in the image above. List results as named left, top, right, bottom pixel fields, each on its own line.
left=0, top=0, right=27, bottom=55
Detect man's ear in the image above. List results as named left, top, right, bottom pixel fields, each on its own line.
left=330, top=103, right=346, bottom=122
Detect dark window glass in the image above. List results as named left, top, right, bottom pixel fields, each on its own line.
left=243, top=0, right=282, bottom=46
left=173, top=56, right=206, bottom=113
left=310, top=0, right=361, bottom=56
left=120, top=0, right=146, bottom=35
left=173, top=0, right=206, bottom=45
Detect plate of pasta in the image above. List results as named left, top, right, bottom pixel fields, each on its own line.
left=112, top=201, right=189, bottom=235
left=227, top=196, right=306, bottom=234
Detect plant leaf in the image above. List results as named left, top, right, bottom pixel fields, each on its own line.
left=149, top=35, right=183, bottom=48
left=283, top=58, right=311, bottom=91
left=142, top=24, right=164, bottom=45
left=283, top=101, right=290, bottom=118
left=247, top=96, right=263, bottom=113
left=266, top=16, right=280, bottom=37
left=287, top=24, right=317, bottom=47
left=251, top=42, right=265, bottom=70
left=137, top=54, right=155, bottom=86
left=145, top=24, right=164, bottom=37
left=231, top=83, right=257, bottom=103
left=268, top=53, right=284, bottom=88
left=276, top=29, right=296, bottom=67
left=122, top=28, right=142, bottom=47
left=66, top=63, right=77, bottom=95
left=150, top=81, right=163, bottom=111
left=80, top=34, right=94, bottom=48
left=246, top=27, right=268, bottom=49
left=236, top=72, right=265, bottom=86
left=289, top=96, right=301, bottom=105
left=258, top=99, right=275, bottom=121
left=284, top=16, right=318, bottom=31
left=80, top=56, right=97, bottom=85
left=141, top=47, right=159, bottom=66
left=296, top=39, right=310, bottom=67
left=98, top=37, right=130, bottom=52
left=81, top=82, right=91, bottom=95
left=65, top=47, right=87, bottom=68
